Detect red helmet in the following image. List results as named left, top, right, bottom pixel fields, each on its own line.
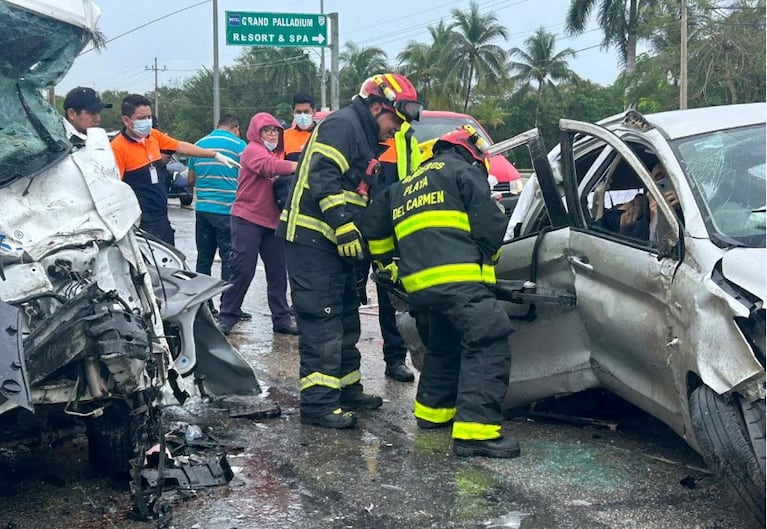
left=433, top=124, right=491, bottom=173
left=358, top=73, right=422, bottom=122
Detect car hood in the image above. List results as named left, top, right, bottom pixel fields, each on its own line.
left=721, top=248, right=766, bottom=301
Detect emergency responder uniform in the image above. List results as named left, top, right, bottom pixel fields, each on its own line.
left=358, top=121, right=422, bottom=382
left=277, top=73, right=423, bottom=429
left=361, top=126, right=520, bottom=458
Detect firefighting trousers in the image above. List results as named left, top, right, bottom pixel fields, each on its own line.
left=411, top=282, right=512, bottom=440
left=285, top=242, right=366, bottom=417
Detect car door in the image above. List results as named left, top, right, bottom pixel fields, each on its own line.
left=491, top=130, right=597, bottom=408
left=557, top=119, right=685, bottom=426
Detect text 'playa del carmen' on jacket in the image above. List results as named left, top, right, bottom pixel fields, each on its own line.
left=277, top=97, right=387, bottom=251
left=232, top=112, right=295, bottom=230
left=361, top=150, right=507, bottom=294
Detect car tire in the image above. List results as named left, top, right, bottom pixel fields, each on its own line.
left=86, top=402, right=139, bottom=479
left=689, top=385, right=766, bottom=528
left=180, top=195, right=193, bottom=206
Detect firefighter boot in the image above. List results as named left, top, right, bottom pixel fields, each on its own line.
left=340, top=390, right=383, bottom=411
left=300, top=408, right=357, bottom=429
left=453, top=437, right=521, bottom=458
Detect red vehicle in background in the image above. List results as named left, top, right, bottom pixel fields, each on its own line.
left=312, top=109, right=523, bottom=217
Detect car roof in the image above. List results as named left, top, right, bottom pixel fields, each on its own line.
left=608, top=102, right=766, bottom=140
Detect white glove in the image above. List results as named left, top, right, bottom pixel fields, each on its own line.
left=214, top=151, right=241, bottom=169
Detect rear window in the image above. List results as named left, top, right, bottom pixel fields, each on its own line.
left=410, top=116, right=493, bottom=143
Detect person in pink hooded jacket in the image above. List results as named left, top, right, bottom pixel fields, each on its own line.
left=218, top=112, right=299, bottom=335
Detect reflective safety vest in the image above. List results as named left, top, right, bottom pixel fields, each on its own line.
left=376, top=122, right=422, bottom=194
left=361, top=150, right=507, bottom=293
left=283, top=126, right=313, bottom=162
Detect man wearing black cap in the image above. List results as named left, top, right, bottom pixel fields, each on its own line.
left=62, top=86, right=112, bottom=148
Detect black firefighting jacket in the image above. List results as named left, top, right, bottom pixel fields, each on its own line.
left=277, top=97, right=386, bottom=252
left=361, top=150, right=507, bottom=293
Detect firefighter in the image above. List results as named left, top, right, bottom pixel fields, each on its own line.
left=356, top=120, right=422, bottom=383
left=361, top=125, right=520, bottom=458
left=277, top=73, right=423, bottom=429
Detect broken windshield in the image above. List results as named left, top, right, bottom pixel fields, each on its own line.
left=0, top=1, right=95, bottom=187
left=674, top=124, right=766, bottom=248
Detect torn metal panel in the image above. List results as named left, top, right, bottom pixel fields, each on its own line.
left=140, top=455, right=234, bottom=489
left=0, top=300, right=31, bottom=411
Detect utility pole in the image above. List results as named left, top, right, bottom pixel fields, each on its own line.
left=680, top=0, right=688, bottom=109
left=319, top=0, right=327, bottom=110
left=329, top=12, right=339, bottom=110
left=146, top=57, right=167, bottom=119
left=213, top=0, right=220, bottom=127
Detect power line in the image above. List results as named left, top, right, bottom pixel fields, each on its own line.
left=79, top=0, right=210, bottom=55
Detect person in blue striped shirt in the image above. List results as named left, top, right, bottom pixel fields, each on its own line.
left=188, top=115, right=246, bottom=295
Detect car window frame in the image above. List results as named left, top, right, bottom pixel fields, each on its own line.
left=559, top=119, right=683, bottom=259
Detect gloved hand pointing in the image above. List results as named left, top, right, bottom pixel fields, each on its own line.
left=335, top=222, right=364, bottom=258
left=214, top=151, right=242, bottom=169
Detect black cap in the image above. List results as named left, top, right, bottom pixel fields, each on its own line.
left=63, top=87, right=113, bottom=112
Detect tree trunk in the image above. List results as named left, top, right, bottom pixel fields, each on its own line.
left=626, top=35, right=637, bottom=74
left=463, top=60, right=475, bottom=113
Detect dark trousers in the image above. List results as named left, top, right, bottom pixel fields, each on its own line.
left=140, top=210, right=174, bottom=246
left=219, top=216, right=291, bottom=328
left=412, top=283, right=512, bottom=437
left=356, top=260, right=407, bottom=365
left=195, top=211, right=233, bottom=281
left=286, top=242, right=365, bottom=417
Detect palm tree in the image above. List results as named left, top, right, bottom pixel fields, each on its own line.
left=397, top=21, right=460, bottom=109
left=509, top=27, right=576, bottom=127
left=339, top=42, right=389, bottom=104
left=447, top=0, right=509, bottom=112
left=565, top=0, right=659, bottom=74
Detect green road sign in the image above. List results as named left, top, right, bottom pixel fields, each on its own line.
left=226, top=12, right=328, bottom=47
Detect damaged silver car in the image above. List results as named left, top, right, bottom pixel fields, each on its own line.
left=399, top=103, right=765, bottom=527
left=0, top=0, right=260, bottom=479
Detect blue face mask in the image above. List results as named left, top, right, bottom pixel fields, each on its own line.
left=264, top=140, right=278, bottom=151
left=131, top=117, right=152, bottom=138
left=294, top=113, right=314, bottom=130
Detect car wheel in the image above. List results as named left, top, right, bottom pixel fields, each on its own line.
left=86, top=402, right=140, bottom=478
left=689, top=385, right=766, bottom=528
left=180, top=195, right=193, bottom=206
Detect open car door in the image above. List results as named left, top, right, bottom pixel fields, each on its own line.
left=556, top=118, right=687, bottom=432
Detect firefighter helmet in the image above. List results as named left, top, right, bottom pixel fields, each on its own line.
left=358, top=73, right=422, bottom=122
left=433, top=124, right=491, bottom=173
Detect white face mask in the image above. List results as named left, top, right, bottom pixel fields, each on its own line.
left=264, top=140, right=278, bottom=151
left=131, top=117, right=152, bottom=138
left=294, top=113, right=314, bottom=130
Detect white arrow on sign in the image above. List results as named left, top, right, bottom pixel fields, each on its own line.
left=311, top=34, right=325, bottom=44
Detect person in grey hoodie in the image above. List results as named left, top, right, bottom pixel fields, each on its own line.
left=218, top=112, right=299, bottom=335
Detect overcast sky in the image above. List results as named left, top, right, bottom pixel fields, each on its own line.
left=59, top=0, right=621, bottom=98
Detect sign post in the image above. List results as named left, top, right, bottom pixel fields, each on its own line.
left=225, top=12, right=328, bottom=47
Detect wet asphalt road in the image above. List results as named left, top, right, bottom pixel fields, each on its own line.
left=0, top=203, right=746, bottom=529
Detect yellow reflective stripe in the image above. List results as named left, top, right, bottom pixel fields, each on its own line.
left=340, top=369, right=361, bottom=387
left=395, top=210, right=470, bottom=240
left=451, top=421, right=502, bottom=441
left=368, top=236, right=395, bottom=256
left=295, top=213, right=335, bottom=242
left=343, top=189, right=368, bottom=207
left=481, top=263, right=496, bottom=284
left=286, top=131, right=320, bottom=240
left=280, top=209, right=288, bottom=221
left=315, top=142, right=350, bottom=173
left=414, top=400, right=456, bottom=423
left=400, top=263, right=482, bottom=293
left=491, top=248, right=502, bottom=261
left=319, top=192, right=345, bottom=212
left=385, top=73, right=401, bottom=92
left=300, top=372, right=342, bottom=391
